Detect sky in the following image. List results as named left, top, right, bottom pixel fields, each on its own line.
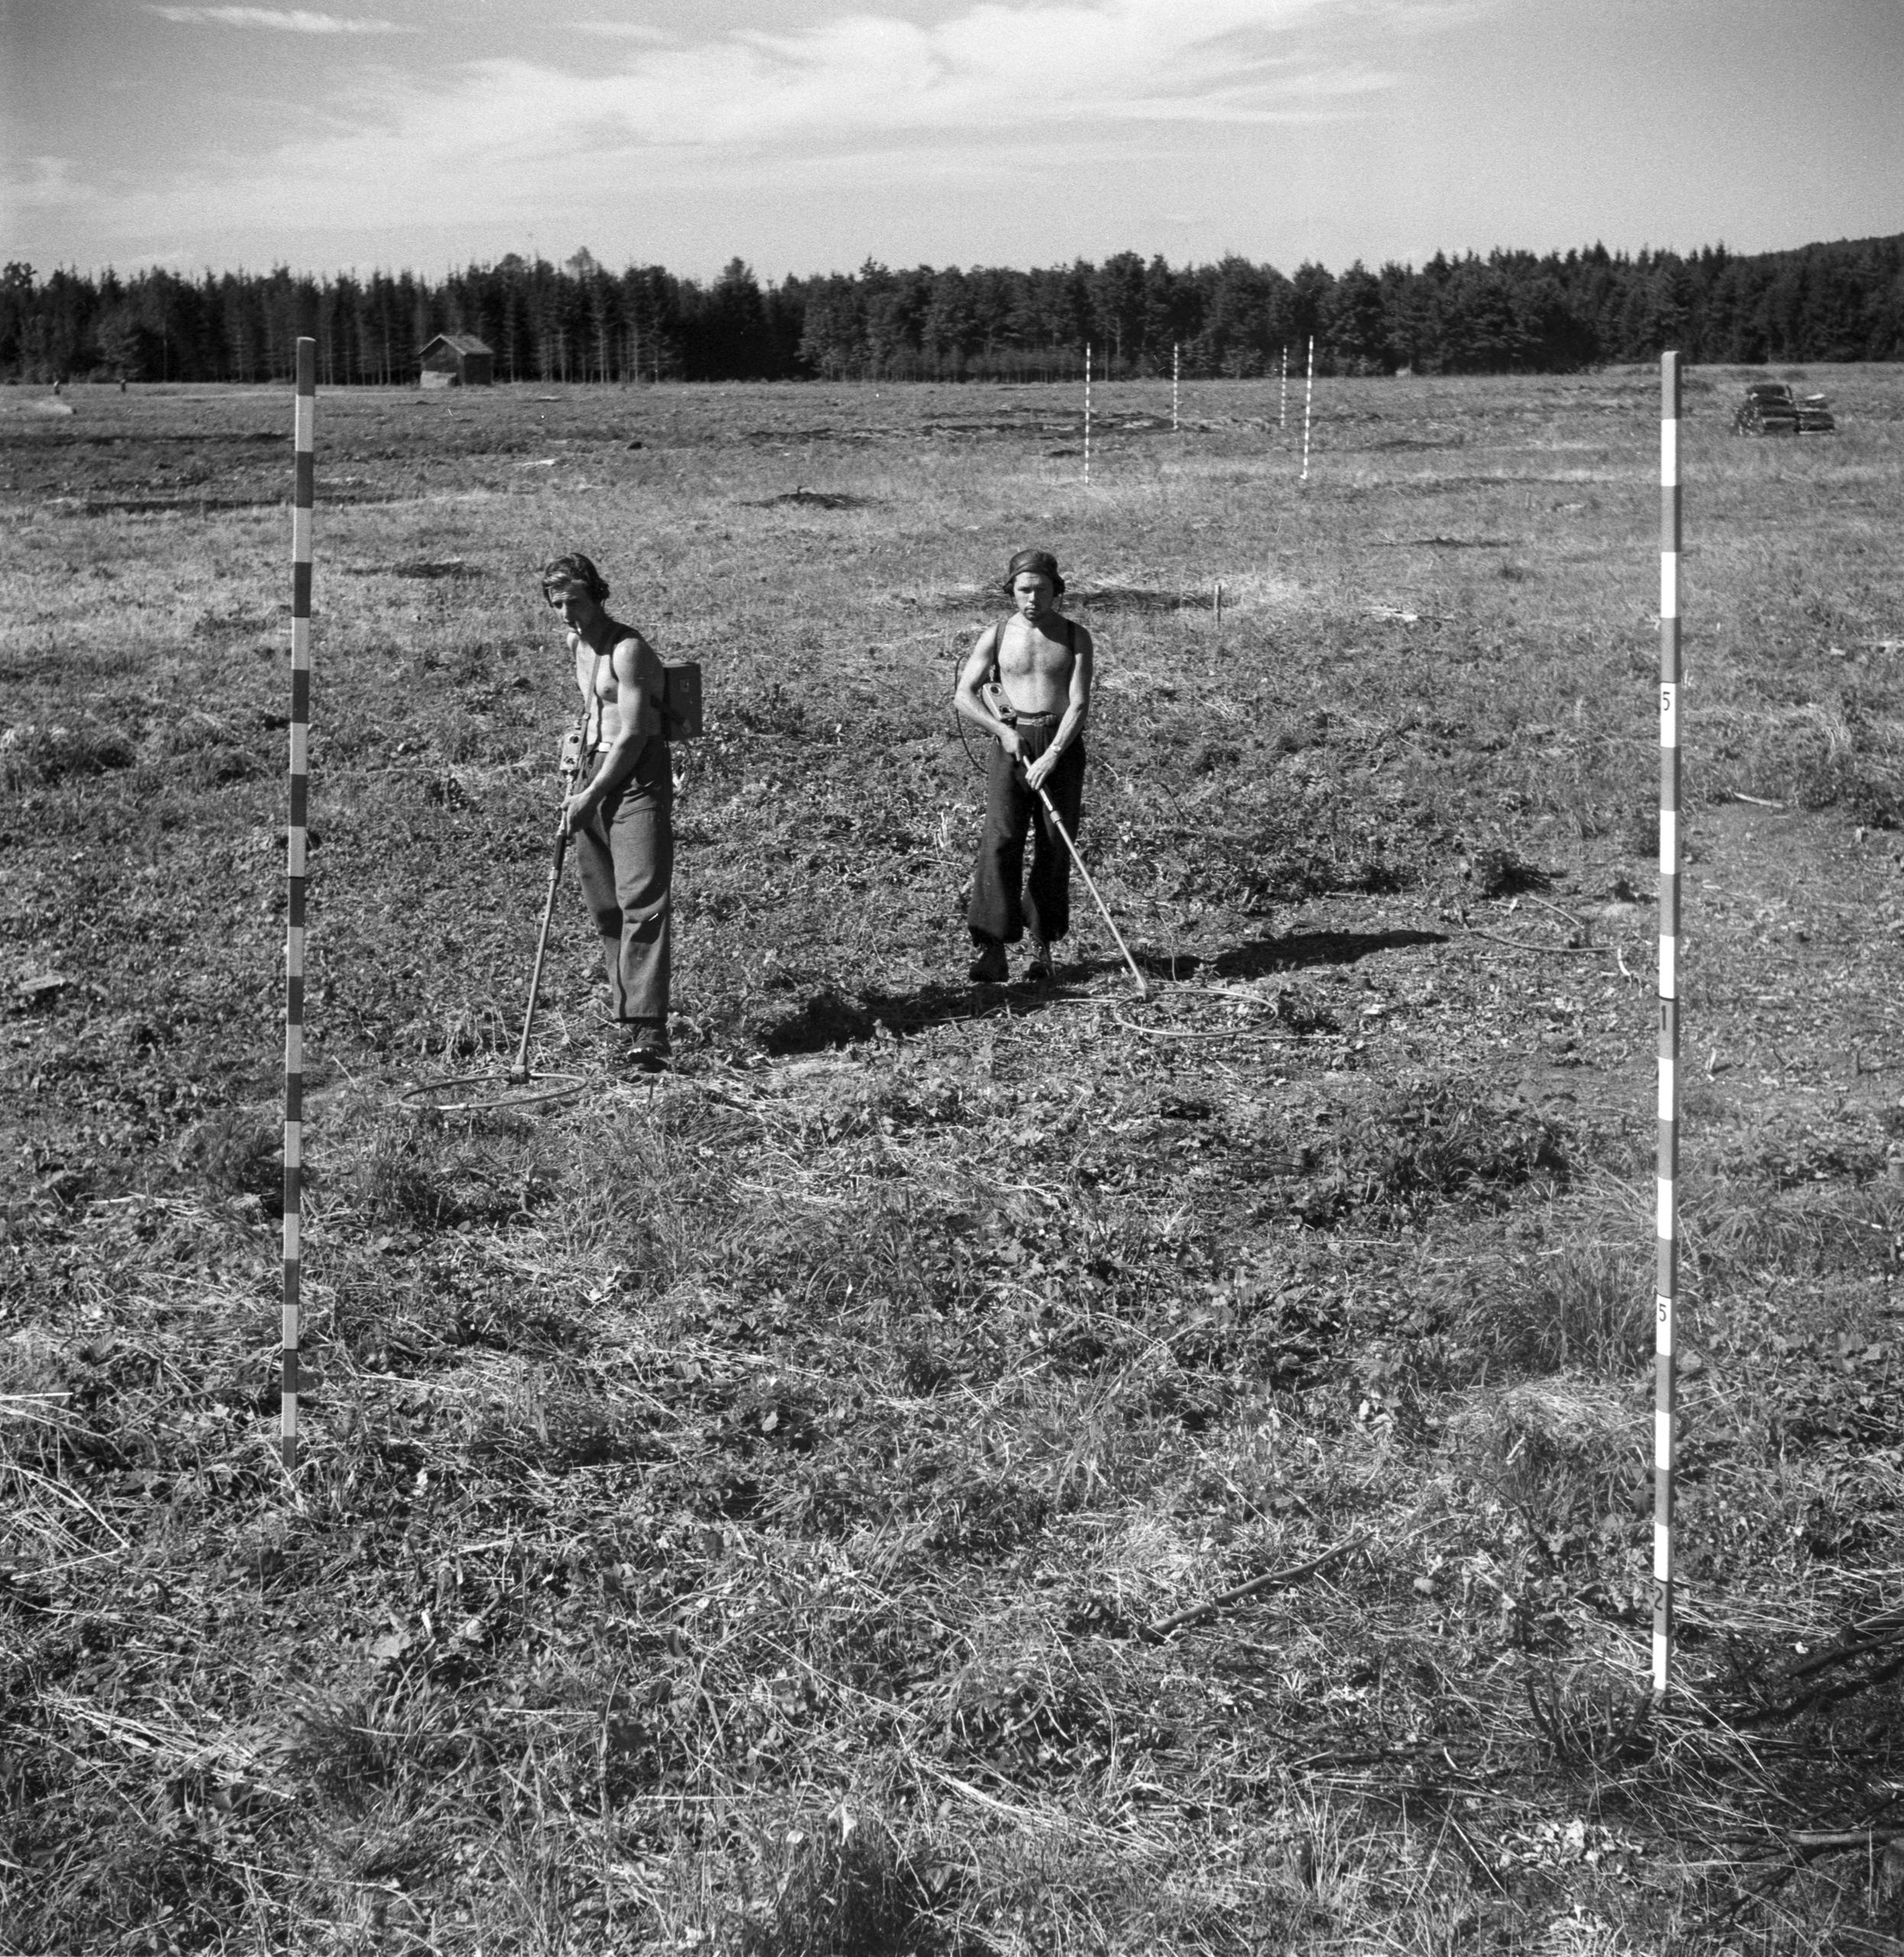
left=2, top=0, right=1900, bottom=284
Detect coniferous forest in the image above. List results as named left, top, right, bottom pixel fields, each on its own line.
left=4, top=232, right=1901, bottom=386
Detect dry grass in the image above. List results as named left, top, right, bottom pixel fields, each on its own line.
left=2, top=367, right=1903, bottom=1952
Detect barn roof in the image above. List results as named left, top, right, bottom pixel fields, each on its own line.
left=420, top=333, right=492, bottom=357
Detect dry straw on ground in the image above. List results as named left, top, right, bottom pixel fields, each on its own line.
left=2, top=367, right=1902, bottom=1952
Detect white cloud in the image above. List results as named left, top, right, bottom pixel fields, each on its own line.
left=146, top=6, right=412, bottom=31
left=568, top=0, right=1391, bottom=144
left=47, top=0, right=1443, bottom=254
left=570, top=21, right=672, bottom=38
left=275, top=0, right=1403, bottom=199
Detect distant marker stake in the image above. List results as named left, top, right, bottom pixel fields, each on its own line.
left=1654, top=349, right=1682, bottom=1699
left=1300, top=336, right=1315, bottom=482
left=282, top=336, right=316, bottom=1472
left=1084, top=340, right=1092, bottom=485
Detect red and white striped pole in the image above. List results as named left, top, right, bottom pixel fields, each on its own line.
left=282, top=336, right=316, bottom=1472
left=1654, top=349, right=1682, bottom=1698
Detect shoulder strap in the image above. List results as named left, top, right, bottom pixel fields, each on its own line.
left=585, top=649, right=607, bottom=754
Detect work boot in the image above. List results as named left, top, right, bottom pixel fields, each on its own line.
left=620, top=1021, right=670, bottom=1073
left=1025, top=938, right=1054, bottom=983
left=967, top=939, right=1008, bottom=984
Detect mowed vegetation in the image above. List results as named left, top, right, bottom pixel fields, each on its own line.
left=2, top=367, right=1902, bottom=1955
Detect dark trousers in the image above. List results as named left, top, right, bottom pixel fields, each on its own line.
left=969, top=719, right=1085, bottom=946
left=572, top=743, right=673, bottom=1024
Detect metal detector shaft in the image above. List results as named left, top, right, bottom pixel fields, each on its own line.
left=1030, top=779, right=1148, bottom=999
left=509, top=818, right=569, bottom=1083
left=510, top=729, right=583, bottom=1085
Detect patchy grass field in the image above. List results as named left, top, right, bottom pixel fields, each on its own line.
left=3, top=366, right=1903, bottom=1955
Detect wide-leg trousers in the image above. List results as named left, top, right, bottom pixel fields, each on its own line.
left=968, top=721, right=1084, bottom=946
left=572, top=744, right=673, bottom=1025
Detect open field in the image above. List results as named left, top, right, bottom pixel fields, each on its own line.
left=3, top=366, right=1903, bottom=1954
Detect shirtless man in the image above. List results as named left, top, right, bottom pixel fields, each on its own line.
left=540, top=553, right=673, bottom=1070
left=954, top=548, right=1095, bottom=983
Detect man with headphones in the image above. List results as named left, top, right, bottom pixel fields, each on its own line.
left=953, top=549, right=1095, bottom=984
left=541, top=552, right=674, bottom=1072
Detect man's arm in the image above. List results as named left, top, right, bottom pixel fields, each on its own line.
left=1024, top=625, right=1092, bottom=792
left=563, top=634, right=657, bottom=832
left=953, top=625, right=1023, bottom=759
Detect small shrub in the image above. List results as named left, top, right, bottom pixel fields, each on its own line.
left=341, top=1125, right=544, bottom=1232
left=0, top=722, right=136, bottom=787
left=177, top=1109, right=282, bottom=1207
left=192, top=742, right=261, bottom=786
left=1472, top=1242, right=1652, bottom=1375
left=1692, top=1175, right=1902, bottom=1280
left=1297, top=1079, right=1568, bottom=1228
left=1796, top=757, right=1904, bottom=829
left=1468, top=844, right=1552, bottom=897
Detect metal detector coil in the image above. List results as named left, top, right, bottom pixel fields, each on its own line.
left=400, top=1071, right=587, bottom=1118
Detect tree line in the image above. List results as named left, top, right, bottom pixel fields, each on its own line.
left=5, top=233, right=1900, bottom=386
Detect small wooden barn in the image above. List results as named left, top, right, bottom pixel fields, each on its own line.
left=418, top=333, right=493, bottom=388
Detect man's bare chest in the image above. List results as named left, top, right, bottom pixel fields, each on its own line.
left=997, top=621, right=1074, bottom=682
left=571, top=631, right=624, bottom=701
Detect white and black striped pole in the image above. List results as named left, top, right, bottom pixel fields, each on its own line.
left=1300, top=336, right=1315, bottom=482
left=1084, top=340, right=1092, bottom=485
left=282, top=336, right=316, bottom=1472
left=1280, top=343, right=1288, bottom=431
left=1654, top=349, right=1682, bottom=1699
left=1172, top=342, right=1179, bottom=434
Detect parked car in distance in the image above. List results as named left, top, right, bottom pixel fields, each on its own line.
left=1733, top=379, right=1835, bottom=434
left=1734, top=381, right=1799, bottom=433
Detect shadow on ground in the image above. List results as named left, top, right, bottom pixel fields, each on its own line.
left=1199, top=927, right=1448, bottom=976
left=751, top=927, right=1448, bottom=1053
left=753, top=977, right=1101, bottom=1053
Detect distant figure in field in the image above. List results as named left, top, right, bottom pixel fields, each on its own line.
left=954, top=548, right=1094, bottom=983
left=541, top=553, right=673, bottom=1071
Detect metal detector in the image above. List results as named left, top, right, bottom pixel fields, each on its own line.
left=400, top=725, right=589, bottom=1117
left=1027, top=778, right=1149, bottom=1000
left=974, top=680, right=1148, bottom=999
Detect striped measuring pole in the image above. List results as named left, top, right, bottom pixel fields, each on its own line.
left=1084, top=341, right=1092, bottom=484
left=1173, top=342, right=1179, bottom=433
left=1654, top=349, right=1682, bottom=1697
left=1300, top=336, right=1315, bottom=481
left=282, top=336, right=316, bottom=1471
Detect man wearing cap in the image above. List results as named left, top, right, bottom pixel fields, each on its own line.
left=954, top=549, right=1095, bottom=984
left=541, top=552, right=674, bottom=1071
